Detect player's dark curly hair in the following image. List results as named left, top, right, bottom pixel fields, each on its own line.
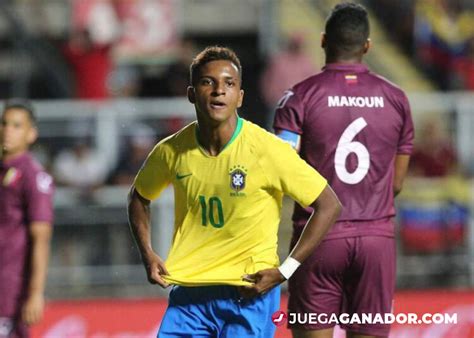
left=325, top=2, right=370, bottom=59
left=189, top=46, right=242, bottom=85
left=3, top=98, right=36, bottom=125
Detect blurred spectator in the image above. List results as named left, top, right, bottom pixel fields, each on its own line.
left=401, top=116, right=468, bottom=256
left=72, top=0, right=120, bottom=46
left=415, top=0, right=474, bottom=89
left=161, top=39, right=197, bottom=96
left=260, top=33, right=317, bottom=109
left=62, top=29, right=114, bottom=99
left=111, top=124, right=155, bottom=185
left=112, top=0, right=178, bottom=60
left=53, top=137, right=109, bottom=191
left=31, top=143, right=53, bottom=172
left=108, top=65, right=141, bottom=97
left=410, top=117, right=458, bottom=177
left=366, top=0, right=415, bottom=54
left=451, top=37, right=474, bottom=90
left=63, top=0, right=120, bottom=99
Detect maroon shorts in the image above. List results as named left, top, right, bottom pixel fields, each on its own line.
left=288, top=229, right=395, bottom=336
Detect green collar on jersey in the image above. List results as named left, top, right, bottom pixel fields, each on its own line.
left=195, top=116, right=243, bottom=153
left=222, top=117, right=243, bottom=150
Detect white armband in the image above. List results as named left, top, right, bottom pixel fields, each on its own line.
left=278, top=256, right=301, bottom=280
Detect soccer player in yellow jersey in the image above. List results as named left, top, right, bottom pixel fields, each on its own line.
left=128, top=46, right=341, bottom=338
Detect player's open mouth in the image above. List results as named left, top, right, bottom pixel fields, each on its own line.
left=210, top=101, right=226, bottom=109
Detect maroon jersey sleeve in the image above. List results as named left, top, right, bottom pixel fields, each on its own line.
left=24, top=167, right=54, bottom=224
left=397, top=93, right=414, bottom=155
left=273, top=90, right=305, bottom=134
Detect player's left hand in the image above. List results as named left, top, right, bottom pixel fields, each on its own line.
left=21, top=293, right=45, bottom=325
left=239, top=268, right=286, bottom=298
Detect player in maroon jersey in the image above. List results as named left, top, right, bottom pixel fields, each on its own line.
left=0, top=99, right=54, bottom=338
left=274, top=3, right=414, bottom=338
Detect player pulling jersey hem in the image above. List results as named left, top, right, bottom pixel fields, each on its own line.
left=128, top=46, right=341, bottom=337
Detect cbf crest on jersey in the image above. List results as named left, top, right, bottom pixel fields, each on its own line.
left=229, top=165, right=247, bottom=196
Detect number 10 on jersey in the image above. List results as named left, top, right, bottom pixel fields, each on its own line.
left=199, top=195, right=225, bottom=228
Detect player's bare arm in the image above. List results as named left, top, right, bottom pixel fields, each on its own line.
left=22, top=221, right=52, bottom=325
left=286, top=185, right=341, bottom=265
left=393, top=154, right=410, bottom=197
left=241, top=185, right=341, bottom=297
left=127, top=187, right=170, bottom=288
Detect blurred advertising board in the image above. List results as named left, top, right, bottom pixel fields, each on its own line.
left=32, top=290, right=474, bottom=337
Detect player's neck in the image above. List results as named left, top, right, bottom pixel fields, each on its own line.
left=196, top=115, right=238, bottom=156
left=1, top=149, right=28, bottom=163
left=326, top=55, right=363, bottom=64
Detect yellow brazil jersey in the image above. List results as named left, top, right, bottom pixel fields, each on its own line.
left=134, top=117, right=327, bottom=286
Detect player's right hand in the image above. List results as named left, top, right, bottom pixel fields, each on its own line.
left=239, top=268, right=286, bottom=298
left=142, top=252, right=170, bottom=288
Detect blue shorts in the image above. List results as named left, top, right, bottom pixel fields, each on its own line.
left=158, top=285, right=281, bottom=338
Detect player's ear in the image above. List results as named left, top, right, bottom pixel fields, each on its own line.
left=363, top=38, right=371, bottom=54
left=321, top=32, right=326, bottom=49
left=27, top=126, right=38, bottom=145
left=237, top=89, right=244, bottom=108
left=187, top=86, right=196, bottom=104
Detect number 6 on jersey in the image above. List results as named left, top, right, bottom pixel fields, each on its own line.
left=335, top=117, right=370, bottom=184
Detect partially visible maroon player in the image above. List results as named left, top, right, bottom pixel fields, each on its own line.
left=273, top=3, right=414, bottom=338
left=0, top=99, right=54, bottom=338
